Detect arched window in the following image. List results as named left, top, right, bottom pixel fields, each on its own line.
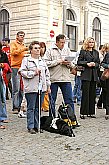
left=66, top=9, right=77, bottom=51
left=66, top=9, right=75, bottom=21
left=92, top=17, right=101, bottom=48
left=0, top=9, right=9, bottom=41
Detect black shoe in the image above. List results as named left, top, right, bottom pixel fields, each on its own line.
left=97, top=106, right=102, bottom=109
left=90, top=115, right=96, bottom=118
left=28, top=128, right=36, bottom=134
left=12, top=108, right=19, bottom=114
left=80, top=115, right=85, bottom=119
left=39, top=129, right=43, bottom=133
left=105, top=115, right=109, bottom=120
left=6, top=96, right=9, bottom=100
left=34, top=128, right=38, bottom=133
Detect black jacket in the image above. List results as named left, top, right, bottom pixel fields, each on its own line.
left=77, top=49, right=100, bottom=81
left=0, top=51, right=10, bottom=74
left=101, top=52, right=109, bottom=69
left=0, top=51, right=9, bottom=64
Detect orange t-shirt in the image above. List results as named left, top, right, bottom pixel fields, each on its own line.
left=10, top=39, right=28, bottom=68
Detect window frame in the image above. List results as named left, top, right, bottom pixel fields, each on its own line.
left=0, top=9, right=9, bottom=40
left=92, top=17, right=101, bottom=48
left=66, top=9, right=77, bottom=51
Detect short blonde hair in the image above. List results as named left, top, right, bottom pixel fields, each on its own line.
left=82, top=37, right=96, bottom=51
left=103, top=43, right=109, bottom=53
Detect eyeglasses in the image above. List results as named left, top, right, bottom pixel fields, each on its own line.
left=34, top=47, right=40, bottom=49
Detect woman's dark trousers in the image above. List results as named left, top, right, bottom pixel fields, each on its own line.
left=80, top=80, right=96, bottom=115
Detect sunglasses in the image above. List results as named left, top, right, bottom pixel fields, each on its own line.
left=19, top=35, right=25, bottom=37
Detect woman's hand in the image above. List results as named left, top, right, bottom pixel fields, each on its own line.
left=87, top=62, right=95, bottom=67
left=34, top=69, right=41, bottom=76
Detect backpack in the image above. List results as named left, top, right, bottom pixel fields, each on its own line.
left=58, top=103, right=78, bottom=128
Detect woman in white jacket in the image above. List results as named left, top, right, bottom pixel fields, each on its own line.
left=19, top=41, right=51, bottom=134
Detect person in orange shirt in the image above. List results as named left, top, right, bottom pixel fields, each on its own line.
left=10, top=31, right=28, bottom=113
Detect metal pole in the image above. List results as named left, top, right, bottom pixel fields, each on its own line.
left=38, top=89, right=41, bottom=133
left=38, top=72, right=42, bottom=133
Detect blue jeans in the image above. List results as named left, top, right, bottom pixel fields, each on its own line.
left=0, top=83, right=7, bottom=121
left=73, top=76, right=82, bottom=103
left=50, top=82, right=74, bottom=117
left=25, top=92, right=45, bottom=129
left=11, top=68, right=23, bottom=110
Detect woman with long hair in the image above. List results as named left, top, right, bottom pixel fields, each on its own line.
left=97, top=44, right=106, bottom=109
left=101, top=43, right=109, bottom=119
left=77, top=37, right=100, bottom=119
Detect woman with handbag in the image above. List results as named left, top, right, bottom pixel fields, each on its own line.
left=97, top=45, right=106, bottom=109
left=77, top=37, right=100, bottom=119
left=101, top=43, right=109, bottom=119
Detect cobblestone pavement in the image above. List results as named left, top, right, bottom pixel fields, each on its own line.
left=0, top=96, right=109, bottom=165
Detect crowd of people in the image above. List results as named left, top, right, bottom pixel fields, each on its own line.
left=0, top=31, right=109, bottom=133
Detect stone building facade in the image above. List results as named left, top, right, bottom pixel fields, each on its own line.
left=0, top=0, right=109, bottom=50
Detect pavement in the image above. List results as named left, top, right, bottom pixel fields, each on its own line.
left=0, top=88, right=109, bottom=165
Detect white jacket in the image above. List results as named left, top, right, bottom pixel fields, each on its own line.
left=19, top=56, right=51, bottom=93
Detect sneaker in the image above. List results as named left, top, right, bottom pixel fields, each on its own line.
left=1, top=119, right=10, bottom=123
left=18, top=111, right=26, bottom=118
left=0, top=125, right=6, bottom=129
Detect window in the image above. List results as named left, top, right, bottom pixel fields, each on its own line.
left=66, top=25, right=76, bottom=50
left=66, top=9, right=77, bottom=51
left=92, top=17, right=101, bottom=48
left=0, top=9, right=9, bottom=41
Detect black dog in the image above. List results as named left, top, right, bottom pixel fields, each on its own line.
left=40, top=116, right=75, bottom=137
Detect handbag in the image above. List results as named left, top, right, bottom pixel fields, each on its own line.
left=70, top=66, right=77, bottom=75
left=101, top=69, right=109, bottom=80
left=70, top=65, right=84, bottom=75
